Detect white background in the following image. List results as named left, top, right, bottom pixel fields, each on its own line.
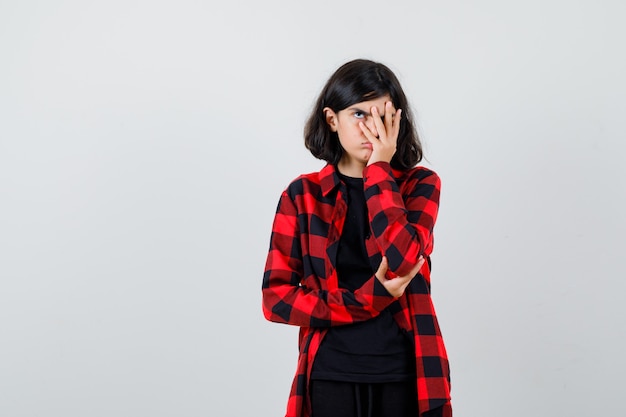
left=1, top=1, right=624, bottom=416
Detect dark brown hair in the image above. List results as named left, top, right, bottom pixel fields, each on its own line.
left=304, top=59, right=423, bottom=170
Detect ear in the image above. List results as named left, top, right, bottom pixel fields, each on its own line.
left=323, top=107, right=338, bottom=132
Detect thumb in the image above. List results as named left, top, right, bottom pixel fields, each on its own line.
left=376, top=256, right=389, bottom=275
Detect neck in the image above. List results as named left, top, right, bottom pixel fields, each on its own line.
left=337, top=159, right=365, bottom=178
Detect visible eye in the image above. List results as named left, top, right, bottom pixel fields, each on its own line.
left=354, top=111, right=365, bottom=119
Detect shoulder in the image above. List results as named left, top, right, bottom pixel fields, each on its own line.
left=281, top=167, right=329, bottom=200
left=282, top=164, right=336, bottom=199
left=393, top=166, right=441, bottom=201
left=284, top=172, right=320, bottom=196
left=396, top=165, right=440, bottom=185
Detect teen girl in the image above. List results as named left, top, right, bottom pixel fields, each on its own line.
left=262, top=59, right=452, bottom=417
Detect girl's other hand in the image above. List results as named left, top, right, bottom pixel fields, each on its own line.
left=361, top=101, right=402, bottom=166
left=375, top=256, right=425, bottom=298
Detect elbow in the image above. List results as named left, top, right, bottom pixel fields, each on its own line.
left=261, top=290, right=274, bottom=322
left=262, top=304, right=276, bottom=322
left=262, top=289, right=285, bottom=323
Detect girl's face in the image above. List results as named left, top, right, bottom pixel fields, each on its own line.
left=324, top=95, right=392, bottom=177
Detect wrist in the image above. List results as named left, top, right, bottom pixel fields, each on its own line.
left=367, top=154, right=392, bottom=166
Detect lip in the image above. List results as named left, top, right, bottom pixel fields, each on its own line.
left=362, top=142, right=373, bottom=149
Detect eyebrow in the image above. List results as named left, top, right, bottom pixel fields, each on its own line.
left=347, top=107, right=369, bottom=115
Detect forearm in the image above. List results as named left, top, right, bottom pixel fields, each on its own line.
left=262, top=272, right=395, bottom=327
left=363, top=162, right=440, bottom=276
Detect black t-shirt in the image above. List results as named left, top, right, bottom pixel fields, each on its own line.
left=310, top=173, right=415, bottom=383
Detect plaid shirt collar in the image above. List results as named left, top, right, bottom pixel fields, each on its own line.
left=319, top=164, right=342, bottom=197
left=319, top=163, right=407, bottom=197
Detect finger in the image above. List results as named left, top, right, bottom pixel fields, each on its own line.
left=384, top=101, right=395, bottom=134
left=392, top=108, right=402, bottom=138
left=371, top=106, right=386, bottom=141
left=375, top=256, right=389, bottom=281
left=377, top=256, right=388, bottom=272
left=404, top=256, right=425, bottom=277
left=415, top=256, right=425, bottom=271
left=359, top=121, right=379, bottom=143
left=396, top=274, right=413, bottom=285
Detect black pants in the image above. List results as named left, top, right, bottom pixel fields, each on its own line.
left=310, top=380, right=418, bottom=417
